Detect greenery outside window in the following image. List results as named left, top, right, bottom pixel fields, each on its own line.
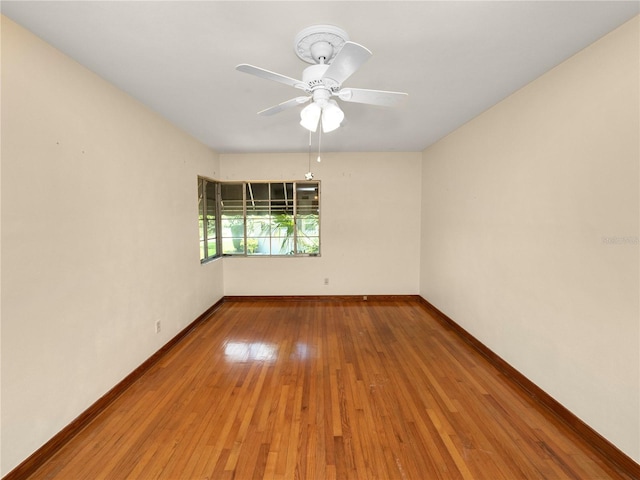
left=220, top=183, right=245, bottom=255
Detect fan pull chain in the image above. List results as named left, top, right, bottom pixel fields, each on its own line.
left=305, top=130, right=314, bottom=180
left=308, top=129, right=312, bottom=170
left=317, top=126, right=322, bottom=163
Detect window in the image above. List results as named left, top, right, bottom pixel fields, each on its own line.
left=198, top=177, right=219, bottom=262
left=220, top=183, right=245, bottom=255
left=219, top=181, right=320, bottom=256
left=295, top=182, right=320, bottom=254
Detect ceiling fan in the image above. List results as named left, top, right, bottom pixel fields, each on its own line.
left=236, top=25, right=408, bottom=133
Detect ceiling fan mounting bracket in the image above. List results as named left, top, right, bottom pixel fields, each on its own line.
left=294, top=25, right=349, bottom=64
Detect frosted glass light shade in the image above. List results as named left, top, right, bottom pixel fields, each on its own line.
left=300, top=102, right=321, bottom=132
left=321, top=100, right=344, bottom=133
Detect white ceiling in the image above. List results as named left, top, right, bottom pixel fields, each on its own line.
left=3, top=1, right=638, bottom=154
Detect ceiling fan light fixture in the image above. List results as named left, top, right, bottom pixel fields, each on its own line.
left=321, top=100, right=344, bottom=133
left=300, top=102, right=321, bottom=132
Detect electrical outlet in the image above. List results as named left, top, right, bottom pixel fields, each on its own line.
left=155, top=320, right=161, bottom=334
left=324, top=278, right=329, bottom=285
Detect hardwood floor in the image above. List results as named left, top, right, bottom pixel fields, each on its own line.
left=27, top=299, right=632, bottom=479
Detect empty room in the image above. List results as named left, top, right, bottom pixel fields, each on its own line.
left=1, top=1, right=638, bottom=479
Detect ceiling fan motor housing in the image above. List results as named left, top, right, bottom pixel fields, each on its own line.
left=302, top=64, right=339, bottom=92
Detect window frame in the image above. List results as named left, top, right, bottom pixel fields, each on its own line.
left=204, top=176, right=322, bottom=263
left=198, top=176, right=221, bottom=263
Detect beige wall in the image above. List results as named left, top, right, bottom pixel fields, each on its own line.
left=420, top=17, right=639, bottom=461
left=1, top=16, right=224, bottom=475
left=219, top=152, right=422, bottom=296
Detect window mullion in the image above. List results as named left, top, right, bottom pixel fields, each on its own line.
left=268, top=182, right=272, bottom=255
left=200, top=178, right=207, bottom=261
left=216, top=182, right=222, bottom=256
left=205, top=180, right=210, bottom=258
left=293, top=182, right=298, bottom=255
left=242, top=182, right=247, bottom=255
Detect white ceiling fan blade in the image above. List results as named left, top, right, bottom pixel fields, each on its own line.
left=257, top=96, right=311, bottom=116
left=321, top=42, right=372, bottom=85
left=236, top=64, right=306, bottom=90
left=338, top=88, right=408, bottom=107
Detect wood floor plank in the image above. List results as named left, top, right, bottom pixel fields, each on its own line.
left=22, top=299, right=635, bottom=480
